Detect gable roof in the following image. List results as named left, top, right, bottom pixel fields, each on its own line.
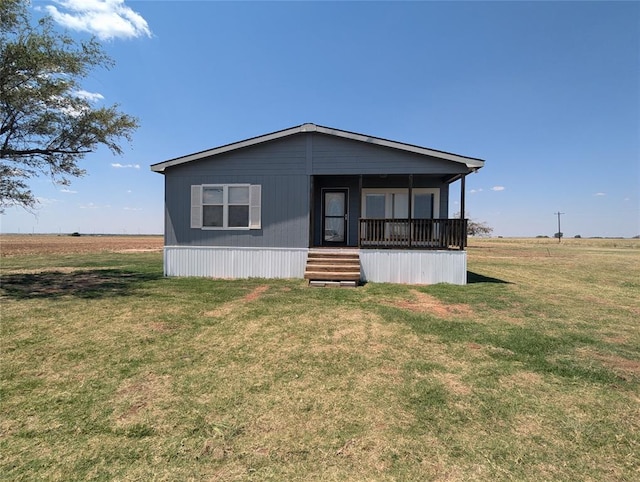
left=150, top=123, right=485, bottom=173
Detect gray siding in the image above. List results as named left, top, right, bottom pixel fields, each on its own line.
left=162, top=132, right=466, bottom=249
left=311, top=133, right=469, bottom=175
left=164, top=136, right=309, bottom=248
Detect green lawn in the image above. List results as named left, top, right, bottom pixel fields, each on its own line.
left=1, top=239, right=639, bottom=481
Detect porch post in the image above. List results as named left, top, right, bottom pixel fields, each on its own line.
left=408, top=174, right=413, bottom=248
left=358, top=174, right=363, bottom=247
left=309, top=175, right=315, bottom=248
left=460, top=174, right=466, bottom=250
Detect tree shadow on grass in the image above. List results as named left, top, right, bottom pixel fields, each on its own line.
left=467, top=271, right=512, bottom=284
left=0, top=269, right=163, bottom=300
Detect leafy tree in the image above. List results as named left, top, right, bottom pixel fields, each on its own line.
left=468, top=219, right=494, bottom=237
left=456, top=212, right=493, bottom=237
left=0, top=0, right=138, bottom=210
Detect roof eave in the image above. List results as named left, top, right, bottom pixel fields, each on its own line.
left=311, top=125, right=485, bottom=169
left=150, top=124, right=307, bottom=173
left=149, top=123, right=485, bottom=173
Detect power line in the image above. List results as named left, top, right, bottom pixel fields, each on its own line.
left=554, top=212, right=565, bottom=243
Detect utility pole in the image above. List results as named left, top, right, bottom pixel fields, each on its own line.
left=554, top=212, right=564, bottom=243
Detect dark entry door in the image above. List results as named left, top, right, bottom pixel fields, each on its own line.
left=322, top=189, right=348, bottom=246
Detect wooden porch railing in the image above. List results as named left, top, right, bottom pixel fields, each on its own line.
left=359, top=218, right=467, bottom=250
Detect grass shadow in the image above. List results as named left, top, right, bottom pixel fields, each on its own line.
left=0, top=269, right=163, bottom=300
left=467, top=271, right=512, bottom=284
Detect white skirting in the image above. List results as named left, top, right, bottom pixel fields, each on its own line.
left=163, top=246, right=308, bottom=279
left=360, top=249, right=467, bottom=285
left=164, top=246, right=467, bottom=285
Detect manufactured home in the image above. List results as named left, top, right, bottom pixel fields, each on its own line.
left=150, top=123, right=485, bottom=285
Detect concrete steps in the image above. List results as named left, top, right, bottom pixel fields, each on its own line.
left=304, top=249, right=361, bottom=286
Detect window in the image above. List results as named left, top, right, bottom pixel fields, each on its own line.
left=365, top=194, right=386, bottom=219
left=413, top=193, right=434, bottom=219
left=361, top=188, right=439, bottom=219
left=191, top=184, right=261, bottom=230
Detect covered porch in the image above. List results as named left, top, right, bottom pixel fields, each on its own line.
left=359, top=217, right=467, bottom=249
left=310, top=173, right=469, bottom=250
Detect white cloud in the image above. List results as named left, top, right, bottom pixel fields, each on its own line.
left=79, top=202, right=99, bottom=209
left=75, top=90, right=104, bottom=102
left=470, top=188, right=483, bottom=194
left=594, top=192, right=606, bottom=196
left=111, top=163, right=140, bottom=169
left=60, top=188, right=77, bottom=193
left=79, top=202, right=111, bottom=209
left=45, top=0, right=152, bottom=40
left=124, top=207, right=142, bottom=211
left=36, top=197, right=59, bottom=206
left=491, top=186, right=505, bottom=192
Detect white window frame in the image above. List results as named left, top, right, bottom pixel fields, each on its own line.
left=191, top=184, right=261, bottom=230
left=361, top=188, right=440, bottom=219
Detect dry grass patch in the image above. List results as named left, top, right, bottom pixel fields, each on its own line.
left=434, top=372, right=473, bottom=396
left=183, top=303, right=434, bottom=477
left=513, top=413, right=546, bottom=438
left=498, top=371, right=545, bottom=390
left=112, top=372, right=173, bottom=428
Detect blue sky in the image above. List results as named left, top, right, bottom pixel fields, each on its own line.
left=2, top=0, right=638, bottom=237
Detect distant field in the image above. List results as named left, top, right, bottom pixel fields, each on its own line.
left=0, top=234, right=163, bottom=256
left=1, top=236, right=639, bottom=481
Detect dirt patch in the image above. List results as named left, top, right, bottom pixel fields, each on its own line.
left=243, top=285, right=269, bottom=301
left=148, top=322, right=173, bottom=332
left=204, top=285, right=270, bottom=318
left=393, top=289, right=473, bottom=318
left=579, top=349, right=640, bottom=379
left=603, top=336, right=629, bottom=345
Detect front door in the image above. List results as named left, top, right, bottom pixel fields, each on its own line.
left=322, top=189, right=348, bottom=246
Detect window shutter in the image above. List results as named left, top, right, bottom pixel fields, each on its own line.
left=190, top=185, right=202, bottom=229
left=249, top=184, right=261, bottom=229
